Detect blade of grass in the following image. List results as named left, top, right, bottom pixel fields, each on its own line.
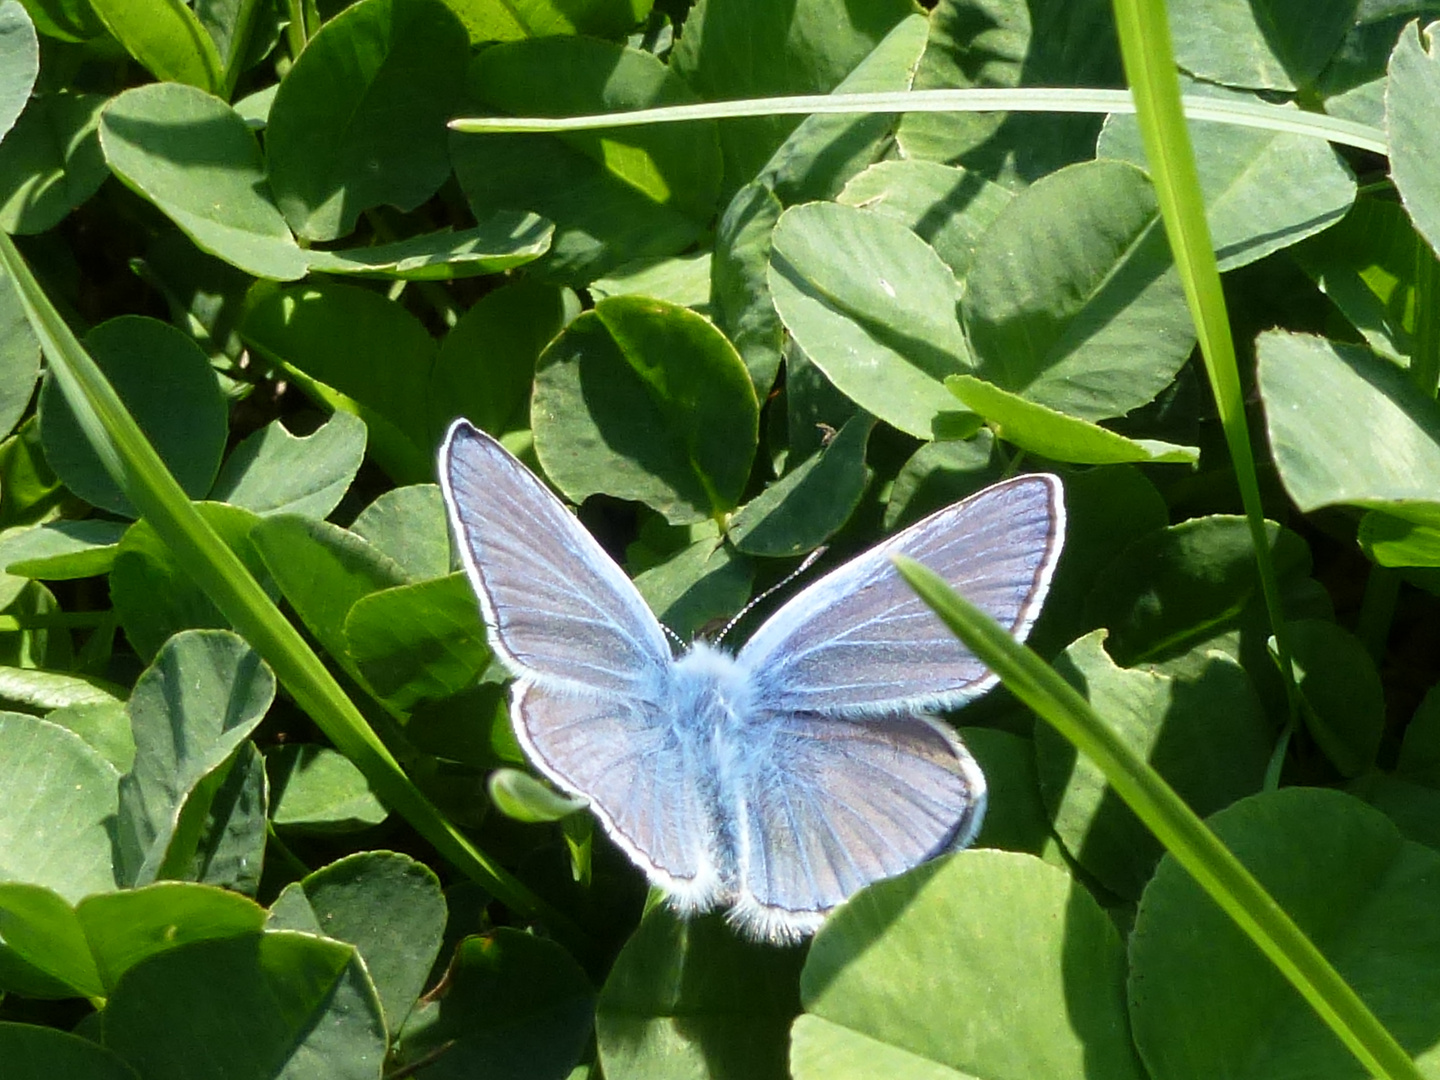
left=1110, top=0, right=1298, bottom=710
left=895, top=556, right=1423, bottom=1080
left=0, top=232, right=587, bottom=954
left=448, top=87, right=1387, bottom=155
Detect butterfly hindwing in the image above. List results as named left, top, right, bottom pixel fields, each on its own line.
left=736, top=475, right=1065, bottom=716
left=440, top=421, right=673, bottom=696
left=512, top=680, right=725, bottom=907
left=726, top=711, right=985, bottom=942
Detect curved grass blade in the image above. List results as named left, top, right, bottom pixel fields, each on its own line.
left=0, top=231, right=586, bottom=953
left=1109, top=0, right=1299, bottom=708
left=450, top=87, right=1386, bottom=156
left=895, top=556, right=1423, bottom=1080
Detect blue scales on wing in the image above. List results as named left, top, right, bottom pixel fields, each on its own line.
left=440, top=421, right=724, bottom=903
left=724, top=475, right=1064, bottom=939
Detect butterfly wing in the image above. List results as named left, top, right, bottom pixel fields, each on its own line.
left=737, top=474, right=1065, bottom=716
left=725, top=474, right=1063, bottom=939
left=511, top=680, right=725, bottom=907
left=441, top=421, right=721, bottom=899
left=440, top=420, right=673, bottom=694
left=725, top=710, right=985, bottom=942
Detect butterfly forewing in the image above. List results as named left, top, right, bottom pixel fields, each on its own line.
left=736, top=475, right=1064, bottom=716
left=440, top=421, right=673, bottom=695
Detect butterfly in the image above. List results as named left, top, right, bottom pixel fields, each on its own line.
left=440, top=419, right=1065, bottom=943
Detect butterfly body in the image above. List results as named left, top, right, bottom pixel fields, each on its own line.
left=441, top=419, right=1064, bottom=942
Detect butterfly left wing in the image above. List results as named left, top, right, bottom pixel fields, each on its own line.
left=723, top=474, right=1063, bottom=940
left=725, top=710, right=984, bottom=942
left=735, top=473, right=1065, bottom=716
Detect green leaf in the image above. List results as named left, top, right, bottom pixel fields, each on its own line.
left=350, top=484, right=450, bottom=582
left=394, top=929, right=594, bottom=1079
left=453, top=35, right=721, bottom=282
left=963, top=159, right=1194, bottom=421
left=756, top=15, right=930, bottom=205
left=440, top=0, right=651, bottom=42
left=533, top=296, right=759, bottom=524
left=1258, top=331, right=1440, bottom=513
left=0, top=1022, right=138, bottom=1078
left=1130, top=788, right=1440, bottom=1079
left=87, top=0, right=222, bottom=92
left=1293, top=197, right=1420, bottom=364
left=45, top=700, right=134, bottom=772
left=669, top=0, right=913, bottom=192
left=597, top=907, right=802, bottom=1080
left=837, top=159, right=1013, bottom=280
left=99, top=83, right=308, bottom=280
left=1398, top=684, right=1440, bottom=787
left=39, top=315, right=227, bottom=518
left=0, top=519, right=127, bottom=580
left=0, top=1, right=39, bottom=145
left=769, top=201, right=971, bottom=439
left=1028, top=464, right=1170, bottom=656
left=1287, top=618, right=1385, bottom=777
left=429, top=279, right=575, bottom=445
left=882, top=433, right=997, bottom=528
left=344, top=572, right=490, bottom=710
left=632, top=524, right=755, bottom=641
left=896, top=0, right=1121, bottom=185
left=488, top=767, right=588, bottom=823
left=303, top=215, right=554, bottom=280
left=250, top=514, right=408, bottom=666
left=1389, top=20, right=1440, bottom=259
left=190, top=740, right=266, bottom=895
left=1167, top=0, right=1359, bottom=93
left=1085, top=516, right=1312, bottom=667
left=115, top=630, right=276, bottom=887
left=0, top=882, right=102, bottom=997
left=0, top=91, right=108, bottom=236
left=265, top=0, right=468, bottom=241
left=267, top=851, right=444, bottom=1033
left=728, top=414, right=873, bottom=556
left=1037, top=632, right=1272, bottom=899
left=590, top=252, right=713, bottom=311
left=76, top=881, right=266, bottom=993
left=241, top=282, right=435, bottom=483
left=712, top=182, right=784, bottom=395
left=1098, top=82, right=1355, bottom=271
left=962, top=728, right=1059, bottom=859
left=0, top=254, right=39, bottom=443
left=0, top=666, right=123, bottom=712
left=104, top=931, right=386, bottom=1080
left=209, top=411, right=366, bottom=519
left=266, top=744, right=388, bottom=833
left=947, top=374, right=1199, bottom=464
left=796, top=850, right=1144, bottom=1080
left=110, top=503, right=270, bottom=661
left=0, top=712, right=119, bottom=901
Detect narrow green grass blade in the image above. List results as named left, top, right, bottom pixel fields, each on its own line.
left=0, top=232, right=585, bottom=951
left=895, top=557, right=1423, bottom=1080
left=449, top=87, right=1386, bottom=155
left=1110, top=0, right=1298, bottom=705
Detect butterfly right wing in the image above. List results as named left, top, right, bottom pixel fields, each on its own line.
left=512, top=680, right=725, bottom=908
left=440, top=419, right=673, bottom=694
left=441, top=421, right=721, bottom=900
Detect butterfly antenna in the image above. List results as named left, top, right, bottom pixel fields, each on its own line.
left=714, top=546, right=828, bottom=645
left=660, top=622, right=687, bottom=652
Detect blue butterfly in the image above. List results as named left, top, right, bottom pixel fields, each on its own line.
left=440, top=419, right=1065, bottom=942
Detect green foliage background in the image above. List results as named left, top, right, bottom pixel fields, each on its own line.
left=2, top=0, right=1440, bottom=1077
